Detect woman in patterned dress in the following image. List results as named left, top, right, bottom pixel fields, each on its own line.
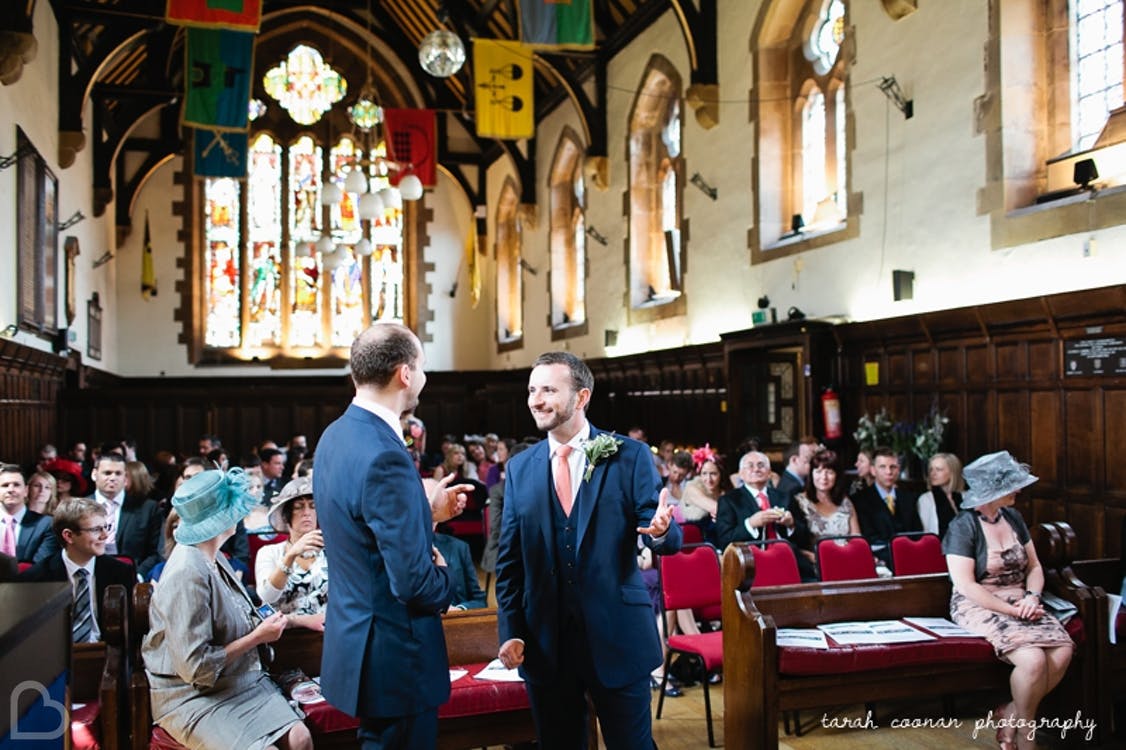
left=143, top=468, right=311, bottom=750
left=789, top=449, right=860, bottom=575
left=943, top=451, right=1073, bottom=750
left=256, top=476, right=328, bottom=631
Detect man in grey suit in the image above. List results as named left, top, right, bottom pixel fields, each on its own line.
left=1, top=464, right=57, bottom=564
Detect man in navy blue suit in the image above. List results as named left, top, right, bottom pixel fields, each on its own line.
left=315, top=323, right=470, bottom=749
left=496, top=351, right=681, bottom=749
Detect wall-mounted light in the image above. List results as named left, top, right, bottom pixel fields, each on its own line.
left=0, top=324, right=18, bottom=338
left=586, top=225, right=608, bottom=246
left=690, top=172, right=718, bottom=200
left=92, top=251, right=114, bottom=269
left=1074, top=158, right=1098, bottom=190
left=892, top=269, right=914, bottom=301
left=0, top=142, right=36, bottom=170
left=878, top=75, right=913, bottom=119
left=781, top=213, right=805, bottom=239
left=58, top=210, right=85, bottom=231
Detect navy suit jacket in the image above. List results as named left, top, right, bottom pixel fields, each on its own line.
left=114, top=495, right=163, bottom=578
left=775, top=470, right=804, bottom=504
left=852, top=484, right=920, bottom=546
left=715, top=484, right=793, bottom=550
left=315, top=403, right=452, bottom=719
left=20, top=552, right=136, bottom=634
left=17, top=509, right=58, bottom=564
left=495, top=426, right=682, bottom=689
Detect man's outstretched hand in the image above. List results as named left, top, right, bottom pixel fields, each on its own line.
left=637, top=487, right=674, bottom=537
left=429, top=473, right=472, bottom=523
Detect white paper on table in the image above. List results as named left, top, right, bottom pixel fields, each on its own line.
left=867, top=620, right=936, bottom=643
left=474, top=659, right=524, bottom=682
left=902, top=616, right=977, bottom=638
left=1108, top=594, right=1122, bottom=646
left=449, top=668, right=468, bottom=682
left=818, top=620, right=934, bottom=645
left=776, top=628, right=830, bottom=649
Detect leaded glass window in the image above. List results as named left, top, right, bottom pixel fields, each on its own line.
left=549, top=129, right=587, bottom=332
left=811, top=0, right=846, bottom=74
left=802, top=88, right=827, bottom=222
left=1070, top=0, right=1125, bottom=149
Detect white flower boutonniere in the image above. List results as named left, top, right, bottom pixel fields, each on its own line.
left=582, top=433, right=623, bottom=482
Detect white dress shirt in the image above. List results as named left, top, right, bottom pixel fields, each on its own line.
left=546, top=422, right=591, bottom=505
left=63, top=550, right=100, bottom=642
left=94, top=490, right=125, bottom=554
left=352, top=396, right=408, bottom=445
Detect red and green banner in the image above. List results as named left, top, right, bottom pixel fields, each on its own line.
left=519, top=0, right=594, bottom=49
left=167, top=0, right=262, bottom=31
left=183, top=28, right=255, bottom=131
left=383, top=109, right=437, bottom=187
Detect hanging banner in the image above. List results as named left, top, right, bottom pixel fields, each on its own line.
left=518, top=0, right=594, bottom=49
left=194, top=129, right=249, bottom=178
left=473, top=40, right=535, bottom=140
left=383, top=108, right=437, bottom=187
left=141, top=212, right=157, bottom=299
left=183, top=27, right=255, bottom=131
left=167, top=0, right=262, bottom=31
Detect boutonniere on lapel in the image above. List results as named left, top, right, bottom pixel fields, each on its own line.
left=582, top=433, right=623, bottom=482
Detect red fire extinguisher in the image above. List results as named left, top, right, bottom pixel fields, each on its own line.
left=821, top=386, right=842, bottom=440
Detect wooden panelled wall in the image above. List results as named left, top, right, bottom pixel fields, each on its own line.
left=0, top=340, right=68, bottom=466
left=836, top=285, right=1126, bottom=560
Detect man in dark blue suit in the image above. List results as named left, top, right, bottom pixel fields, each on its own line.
left=315, top=323, right=470, bottom=749
left=1, top=465, right=58, bottom=564
left=496, top=351, right=681, bottom=749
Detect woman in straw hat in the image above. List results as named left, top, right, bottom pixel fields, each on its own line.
left=255, top=476, right=327, bottom=631
left=943, top=451, right=1073, bottom=750
left=142, top=468, right=311, bottom=750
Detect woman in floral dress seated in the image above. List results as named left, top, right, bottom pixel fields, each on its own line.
left=943, top=451, right=1073, bottom=750
left=255, top=476, right=328, bottom=631
left=789, top=449, right=860, bottom=576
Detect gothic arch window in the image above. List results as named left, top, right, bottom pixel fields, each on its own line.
left=626, top=55, right=685, bottom=320
left=750, top=0, right=856, bottom=261
left=194, top=42, right=410, bottom=365
left=495, top=177, right=523, bottom=350
left=984, top=0, right=1126, bottom=248
left=548, top=127, right=587, bottom=339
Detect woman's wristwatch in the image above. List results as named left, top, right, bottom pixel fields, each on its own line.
left=1024, top=590, right=1041, bottom=600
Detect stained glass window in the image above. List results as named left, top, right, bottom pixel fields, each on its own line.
left=835, top=85, right=847, bottom=216
left=802, top=88, right=827, bottom=222
left=263, top=45, right=347, bottom=126
left=246, top=134, right=283, bottom=347
left=1070, top=0, right=1124, bottom=149
left=549, top=130, right=586, bottom=331
left=812, top=0, right=846, bottom=74
left=204, top=178, right=241, bottom=347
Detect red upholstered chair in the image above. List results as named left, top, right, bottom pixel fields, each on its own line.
left=247, top=531, right=288, bottom=574
left=18, top=561, right=32, bottom=573
left=656, top=543, right=724, bottom=747
left=817, top=536, right=878, bottom=582
left=680, top=523, right=704, bottom=545
left=749, top=539, right=802, bottom=587
left=891, top=532, right=947, bottom=576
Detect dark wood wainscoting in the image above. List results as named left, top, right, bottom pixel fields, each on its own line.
left=0, top=340, right=68, bottom=468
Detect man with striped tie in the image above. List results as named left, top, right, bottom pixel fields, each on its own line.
left=20, top=498, right=135, bottom=642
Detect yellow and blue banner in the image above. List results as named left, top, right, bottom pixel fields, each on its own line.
left=473, top=40, right=535, bottom=139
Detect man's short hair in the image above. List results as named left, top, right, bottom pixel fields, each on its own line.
left=94, top=452, right=126, bottom=470
left=351, top=323, right=420, bottom=388
left=52, top=498, right=106, bottom=543
left=0, top=464, right=23, bottom=481
left=873, top=446, right=898, bottom=461
left=200, top=433, right=222, bottom=448
left=783, top=442, right=803, bottom=464
left=671, top=451, right=694, bottom=472
left=260, top=448, right=284, bottom=464
left=532, top=351, right=594, bottom=398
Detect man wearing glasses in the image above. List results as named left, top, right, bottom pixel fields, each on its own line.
left=20, top=498, right=136, bottom=642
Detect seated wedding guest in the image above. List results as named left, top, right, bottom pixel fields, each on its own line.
left=207, top=448, right=231, bottom=472
left=26, top=471, right=57, bottom=515
left=852, top=447, right=920, bottom=570
left=20, top=498, right=136, bottom=641
left=917, top=452, right=965, bottom=538
left=255, top=477, right=327, bottom=631
left=126, top=461, right=155, bottom=503
left=1, top=464, right=58, bottom=564
left=665, top=451, right=694, bottom=503
left=789, top=449, right=861, bottom=575
left=142, top=468, right=312, bottom=750
left=146, top=510, right=180, bottom=583
left=45, top=458, right=87, bottom=508
left=91, top=453, right=162, bottom=578
left=679, top=447, right=724, bottom=542
left=432, top=443, right=477, bottom=481
left=433, top=531, right=486, bottom=610
left=484, top=438, right=515, bottom=491
left=849, top=449, right=875, bottom=497
left=944, top=451, right=1073, bottom=750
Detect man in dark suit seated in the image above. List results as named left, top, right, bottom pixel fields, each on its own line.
left=851, top=447, right=920, bottom=570
left=1, top=464, right=58, bottom=564
left=20, top=498, right=136, bottom=642
left=775, top=440, right=815, bottom=504
left=433, top=531, right=487, bottom=610
left=90, top=453, right=162, bottom=578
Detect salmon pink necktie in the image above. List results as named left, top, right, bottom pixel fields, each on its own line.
left=0, top=516, right=15, bottom=557
left=554, top=445, right=574, bottom=517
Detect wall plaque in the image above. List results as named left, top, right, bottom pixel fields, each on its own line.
left=1063, top=337, right=1126, bottom=376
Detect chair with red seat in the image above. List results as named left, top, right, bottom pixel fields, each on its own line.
left=247, top=530, right=288, bottom=575
left=680, top=522, right=704, bottom=545
left=891, top=532, right=946, bottom=576
left=817, top=535, right=878, bottom=582
left=656, top=543, right=724, bottom=746
left=748, top=539, right=802, bottom=587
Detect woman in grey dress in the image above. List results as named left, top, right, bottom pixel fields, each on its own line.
left=142, top=468, right=312, bottom=750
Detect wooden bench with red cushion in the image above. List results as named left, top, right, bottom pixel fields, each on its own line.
left=73, top=583, right=129, bottom=750
left=720, top=541, right=1093, bottom=749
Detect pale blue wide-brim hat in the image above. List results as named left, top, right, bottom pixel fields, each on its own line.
left=173, top=468, right=255, bottom=545
left=960, top=451, right=1038, bottom=509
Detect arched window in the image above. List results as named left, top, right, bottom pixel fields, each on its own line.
left=495, top=177, right=523, bottom=350
left=548, top=127, right=587, bottom=338
left=196, top=43, right=408, bottom=363
left=627, top=55, right=685, bottom=317
left=1070, top=0, right=1124, bottom=150
left=751, top=0, right=855, bottom=260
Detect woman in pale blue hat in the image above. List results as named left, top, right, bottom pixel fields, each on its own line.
left=943, top=451, right=1073, bottom=750
left=142, top=469, right=312, bottom=750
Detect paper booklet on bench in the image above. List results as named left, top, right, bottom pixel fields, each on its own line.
left=474, top=659, right=524, bottom=682
left=776, top=629, right=830, bottom=649
left=817, top=620, right=936, bottom=645
left=1040, top=592, right=1079, bottom=624
left=902, top=617, right=977, bottom=638
left=449, top=668, right=468, bottom=682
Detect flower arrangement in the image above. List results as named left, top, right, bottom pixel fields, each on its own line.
left=582, top=433, right=623, bottom=482
left=853, top=408, right=894, bottom=453
left=853, top=405, right=948, bottom=463
left=911, top=405, right=948, bottom=463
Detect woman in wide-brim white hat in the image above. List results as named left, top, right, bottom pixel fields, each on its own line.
left=142, top=468, right=312, bottom=750
left=942, top=451, right=1073, bottom=750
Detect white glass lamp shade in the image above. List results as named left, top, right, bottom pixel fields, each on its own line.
left=321, top=182, right=343, bottom=206
left=344, top=167, right=368, bottom=195
left=354, top=238, right=374, bottom=256
left=315, top=234, right=335, bottom=254
left=418, top=30, right=466, bottom=78
left=399, top=173, right=424, bottom=201
left=358, top=191, right=385, bottom=220
left=379, top=186, right=403, bottom=210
